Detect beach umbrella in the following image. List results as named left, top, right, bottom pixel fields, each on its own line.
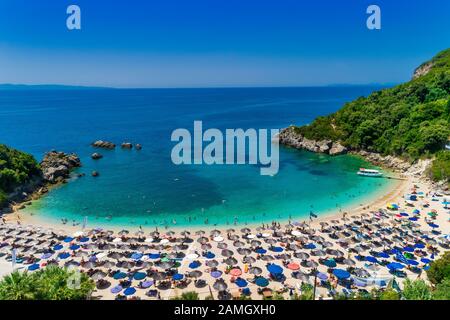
left=323, top=259, right=337, bottom=268
left=255, top=277, right=269, bottom=287
left=377, top=252, right=390, bottom=259
left=58, top=252, right=70, bottom=259
left=206, top=260, right=219, bottom=268
left=238, top=248, right=251, bottom=256
left=333, top=269, right=350, bottom=279
left=204, top=252, right=215, bottom=259
left=403, top=246, right=415, bottom=253
left=291, top=230, right=302, bottom=237
left=304, top=260, right=318, bottom=268
left=421, top=258, right=432, bottom=264
left=123, top=287, right=136, bottom=296
left=197, top=237, right=209, bottom=244
left=260, top=255, right=274, bottom=262
left=265, top=238, right=276, bottom=245
left=241, top=228, right=251, bottom=234
left=41, top=253, right=53, bottom=259
left=63, top=237, right=74, bottom=243
left=428, top=223, right=439, bottom=229
left=387, top=262, right=405, bottom=270
left=213, top=280, right=228, bottom=291
left=82, top=261, right=95, bottom=269
left=354, top=268, right=370, bottom=277
left=28, top=263, right=40, bottom=271
left=210, top=229, right=221, bottom=236
left=235, top=278, right=248, bottom=288
left=229, top=235, right=240, bottom=241
left=91, top=271, right=107, bottom=281
left=140, top=280, right=154, bottom=289
left=295, top=252, right=310, bottom=260
left=270, top=246, right=284, bottom=253
left=111, top=285, right=123, bottom=294
left=243, top=256, right=256, bottom=264
left=188, top=261, right=201, bottom=269
left=267, top=264, right=283, bottom=274
left=407, top=259, right=419, bottom=266
left=53, top=244, right=63, bottom=251
left=211, top=271, right=223, bottom=278
left=113, top=272, right=127, bottom=280
left=148, top=253, right=160, bottom=260
left=131, top=253, right=143, bottom=261
left=316, top=272, right=328, bottom=280
left=287, top=263, right=300, bottom=270
left=233, top=241, right=245, bottom=248
left=249, top=267, right=262, bottom=275
left=292, top=272, right=310, bottom=282
left=189, top=270, right=202, bottom=278
left=230, top=268, right=242, bottom=277
left=414, top=243, right=425, bottom=249
left=312, top=249, right=326, bottom=256
left=255, top=248, right=267, bottom=254
left=152, top=272, right=166, bottom=281
left=304, top=243, right=316, bottom=249
left=221, top=249, right=234, bottom=257
left=172, top=273, right=184, bottom=281
left=133, top=272, right=147, bottom=280
left=224, top=257, right=238, bottom=266
left=217, top=242, right=228, bottom=249
left=251, top=240, right=262, bottom=247
left=201, top=243, right=212, bottom=250
left=366, top=256, right=378, bottom=263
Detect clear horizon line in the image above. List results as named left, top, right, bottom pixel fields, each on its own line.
left=0, top=82, right=397, bottom=90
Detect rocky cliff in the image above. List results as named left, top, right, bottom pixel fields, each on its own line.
left=278, top=126, right=347, bottom=155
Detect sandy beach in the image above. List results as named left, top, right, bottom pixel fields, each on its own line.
left=1, top=170, right=448, bottom=300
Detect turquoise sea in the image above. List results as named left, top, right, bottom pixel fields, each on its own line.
left=0, top=87, right=393, bottom=228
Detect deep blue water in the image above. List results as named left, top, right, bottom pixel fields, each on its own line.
left=0, top=87, right=392, bottom=227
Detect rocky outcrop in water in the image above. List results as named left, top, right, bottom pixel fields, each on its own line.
left=278, top=127, right=348, bottom=155
left=121, top=142, right=133, bottom=149
left=92, top=140, right=116, bottom=149
left=91, top=152, right=103, bottom=160
left=40, top=151, right=82, bottom=184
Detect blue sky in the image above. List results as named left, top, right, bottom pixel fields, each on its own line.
left=0, top=0, right=449, bottom=87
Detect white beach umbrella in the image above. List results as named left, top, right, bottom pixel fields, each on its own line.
left=186, top=253, right=199, bottom=260
left=144, top=237, right=154, bottom=243
left=213, top=236, right=224, bottom=242
left=246, top=234, right=256, bottom=239
left=291, top=230, right=302, bottom=237
left=160, top=239, right=169, bottom=244
left=112, top=237, right=122, bottom=243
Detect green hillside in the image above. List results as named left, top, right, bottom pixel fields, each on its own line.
left=0, top=145, right=40, bottom=207
left=294, top=48, right=450, bottom=183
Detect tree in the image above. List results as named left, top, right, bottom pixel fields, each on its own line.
left=401, top=279, right=432, bottom=300
left=432, top=278, right=450, bottom=300
left=426, top=252, right=450, bottom=285
left=0, top=266, right=94, bottom=300
left=180, top=291, right=200, bottom=300
left=379, top=288, right=400, bottom=300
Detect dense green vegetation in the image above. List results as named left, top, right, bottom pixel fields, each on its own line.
left=0, top=144, right=40, bottom=207
left=294, top=48, right=450, bottom=183
left=0, top=266, right=94, bottom=300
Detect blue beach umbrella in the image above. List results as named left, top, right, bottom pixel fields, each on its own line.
left=172, top=273, right=184, bottom=281
left=141, top=280, right=153, bottom=289
left=409, top=217, right=418, bottom=221
left=235, top=278, right=248, bottom=288
left=79, top=237, right=89, bottom=243
left=53, top=244, right=63, bottom=251
left=414, top=243, right=425, bottom=249
left=255, top=277, right=269, bottom=287
left=123, top=287, right=136, bottom=296
left=255, top=248, right=267, bottom=254
left=267, top=264, right=283, bottom=274
left=189, top=261, right=201, bottom=269
left=148, top=253, right=160, bottom=259
left=323, top=259, right=336, bottom=268
left=403, top=246, right=414, bottom=253
left=211, top=271, right=222, bottom=278
left=131, top=253, right=143, bottom=260
left=366, top=256, right=378, bottom=263
left=133, top=272, right=146, bottom=280
left=400, top=212, right=409, bottom=217
left=304, top=243, right=316, bottom=249
left=407, top=259, right=419, bottom=266
left=63, top=237, right=74, bottom=243
left=58, top=252, right=70, bottom=259
left=413, top=209, right=420, bottom=214
left=205, top=252, right=215, bottom=259
left=113, top=272, right=127, bottom=280
left=420, top=258, right=431, bottom=264
left=428, top=223, right=439, bottom=229
left=41, top=253, right=53, bottom=259
left=387, top=262, right=405, bottom=270
left=270, top=246, right=283, bottom=252
left=69, top=244, right=80, bottom=251
left=423, top=265, right=431, bottom=271
left=110, top=285, right=123, bottom=294
left=333, top=269, right=350, bottom=279
left=28, top=264, right=40, bottom=271
left=377, top=252, right=390, bottom=259
left=317, top=272, right=328, bottom=280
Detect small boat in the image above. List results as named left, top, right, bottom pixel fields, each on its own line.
left=357, top=168, right=383, bottom=177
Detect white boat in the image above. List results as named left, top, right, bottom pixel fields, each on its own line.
left=357, top=168, right=383, bottom=177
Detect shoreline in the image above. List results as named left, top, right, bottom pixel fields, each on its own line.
left=5, top=171, right=408, bottom=234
